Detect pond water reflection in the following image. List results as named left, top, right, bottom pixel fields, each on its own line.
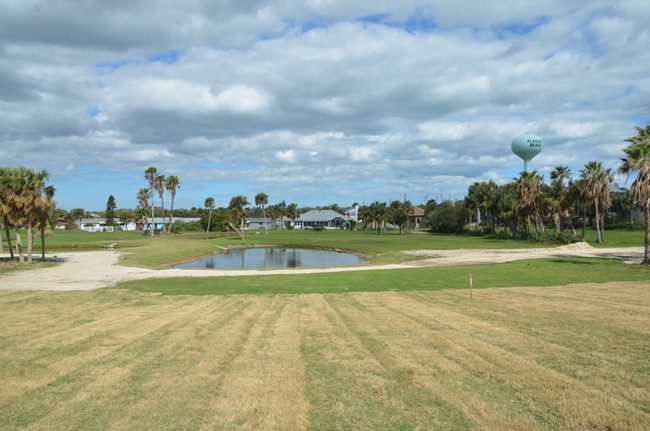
left=173, top=247, right=366, bottom=269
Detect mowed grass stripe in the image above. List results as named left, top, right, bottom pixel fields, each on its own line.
left=346, top=290, right=650, bottom=429
left=298, top=294, right=454, bottom=430
left=1, top=285, right=649, bottom=429
left=0, top=297, right=225, bottom=428
left=402, top=285, right=650, bottom=420
left=327, top=293, right=532, bottom=430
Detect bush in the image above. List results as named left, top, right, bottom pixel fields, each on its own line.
left=172, top=220, right=203, bottom=233
left=530, top=231, right=579, bottom=245
left=425, top=202, right=460, bottom=233
left=312, top=225, right=324, bottom=231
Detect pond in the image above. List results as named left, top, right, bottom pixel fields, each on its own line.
left=173, top=247, right=366, bottom=269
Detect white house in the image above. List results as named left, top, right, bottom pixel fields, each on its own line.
left=294, top=210, right=350, bottom=229
left=79, top=218, right=136, bottom=232
left=79, top=217, right=200, bottom=232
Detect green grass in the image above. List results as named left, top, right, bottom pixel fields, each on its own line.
left=0, top=260, right=57, bottom=274
left=1, top=227, right=645, bottom=268
left=117, top=257, right=650, bottom=295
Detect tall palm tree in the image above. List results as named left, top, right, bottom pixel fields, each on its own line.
left=137, top=188, right=152, bottom=232
left=619, top=123, right=650, bottom=264
left=0, top=167, right=15, bottom=258
left=204, top=197, right=215, bottom=232
left=599, top=168, right=614, bottom=241
left=155, top=174, right=166, bottom=233
left=144, top=167, right=157, bottom=236
left=36, top=185, right=56, bottom=260
left=580, top=161, right=608, bottom=243
left=25, top=169, right=49, bottom=263
left=228, top=195, right=249, bottom=238
left=255, top=192, right=269, bottom=235
left=286, top=203, right=298, bottom=229
left=515, top=171, right=544, bottom=234
left=165, top=175, right=180, bottom=234
left=549, top=166, right=573, bottom=234
left=368, top=201, right=388, bottom=235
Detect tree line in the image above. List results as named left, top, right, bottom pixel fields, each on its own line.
left=0, top=167, right=56, bottom=264
left=424, top=124, right=650, bottom=264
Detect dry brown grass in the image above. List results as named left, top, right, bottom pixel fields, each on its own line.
left=0, top=283, right=649, bottom=430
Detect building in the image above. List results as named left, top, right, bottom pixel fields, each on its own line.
left=245, top=218, right=273, bottom=230
left=143, top=217, right=200, bottom=232
left=344, top=204, right=360, bottom=222
left=294, top=210, right=350, bottom=230
left=78, top=218, right=136, bottom=232
left=78, top=217, right=200, bottom=232
left=408, top=206, right=425, bottom=229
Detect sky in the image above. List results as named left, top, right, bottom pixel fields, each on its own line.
left=1, top=1, right=649, bottom=210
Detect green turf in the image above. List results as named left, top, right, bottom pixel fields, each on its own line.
left=1, top=227, right=645, bottom=268
left=116, top=257, right=650, bottom=295
left=0, top=260, right=57, bottom=274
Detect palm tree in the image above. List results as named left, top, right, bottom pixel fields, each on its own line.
left=228, top=195, right=249, bottom=238
left=0, top=167, right=15, bottom=259
left=255, top=192, right=269, bottom=235
left=155, top=174, right=166, bottom=233
left=36, top=185, right=55, bottom=260
left=515, top=171, right=544, bottom=234
left=137, top=188, right=152, bottom=232
left=580, top=161, right=608, bottom=243
left=599, top=168, right=614, bottom=241
left=368, top=201, right=388, bottom=235
left=549, top=166, right=573, bottom=234
left=165, top=175, right=180, bottom=234
left=144, top=167, right=157, bottom=236
left=286, top=203, right=299, bottom=229
left=204, top=197, right=215, bottom=232
left=619, top=123, right=650, bottom=264
left=388, top=200, right=412, bottom=234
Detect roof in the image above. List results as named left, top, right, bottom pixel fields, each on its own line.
left=245, top=218, right=271, bottom=223
left=411, top=206, right=425, bottom=217
left=80, top=217, right=200, bottom=224
left=297, top=209, right=347, bottom=222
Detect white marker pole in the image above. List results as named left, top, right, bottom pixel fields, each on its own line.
left=469, top=273, right=473, bottom=299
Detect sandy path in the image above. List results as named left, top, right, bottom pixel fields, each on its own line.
left=0, top=243, right=644, bottom=291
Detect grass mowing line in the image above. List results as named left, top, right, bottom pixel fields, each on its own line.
left=116, top=257, right=650, bottom=296
left=1, top=285, right=649, bottom=429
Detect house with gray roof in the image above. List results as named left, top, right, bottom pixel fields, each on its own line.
left=245, top=217, right=273, bottom=230
left=294, top=210, right=350, bottom=230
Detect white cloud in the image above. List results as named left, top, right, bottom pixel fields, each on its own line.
left=1, top=1, right=649, bottom=206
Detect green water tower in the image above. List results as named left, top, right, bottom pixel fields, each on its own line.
left=511, top=132, right=543, bottom=172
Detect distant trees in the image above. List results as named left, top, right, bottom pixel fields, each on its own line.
left=388, top=200, right=412, bottom=234
left=105, top=195, right=116, bottom=226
